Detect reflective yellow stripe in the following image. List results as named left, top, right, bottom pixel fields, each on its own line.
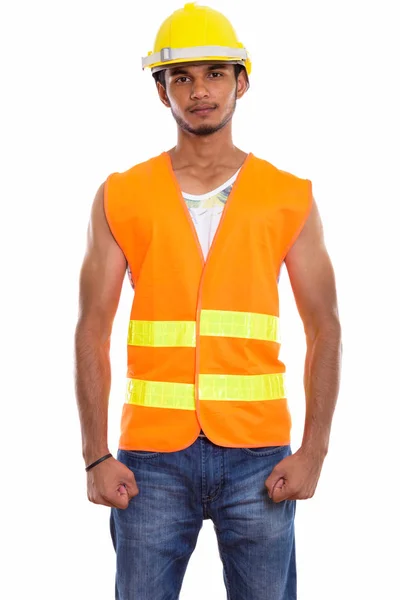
left=125, top=373, right=286, bottom=409
left=199, top=373, right=286, bottom=401
left=128, top=311, right=280, bottom=347
left=127, top=320, right=196, bottom=347
left=126, top=378, right=196, bottom=410
left=200, top=309, right=280, bottom=342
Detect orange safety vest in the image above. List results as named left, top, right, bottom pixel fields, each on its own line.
left=105, top=151, right=312, bottom=452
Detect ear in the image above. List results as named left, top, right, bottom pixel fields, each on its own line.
left=157, top=82, right=171, bottom=108
left=236, top=70, right=249, bottom=99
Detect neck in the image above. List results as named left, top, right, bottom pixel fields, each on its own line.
left=170, top=122, right=239, bottom=169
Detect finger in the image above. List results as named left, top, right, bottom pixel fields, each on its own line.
left=268, top=476, right=284, bottom=498
left=105, top=492, right=130, bottom=510
left=270, top=477, right=285, bottom=498
left=116, top=484, right=130, bottom=505
left=265, top=477, right=279, bottom=496
left=118, top=482, right=139, bottom=506
left=114, top=496, right=130, bottom=510
left=100, top=484, right=130, bottom=509
left=284, top=493, right=298, bottom=501
left=122, top=480, right=139, bottom=500
left=92, top=496, right=116, bottom=508
left=265, top=467, right=285, bottom=495
left=271, top=480, right=290, bottom=503
left=272, top=488, right=289, bottom=503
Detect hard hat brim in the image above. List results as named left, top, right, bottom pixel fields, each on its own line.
left=150, top=58, right=247, bottom=74
left=143, top=45, right=250, bottom=75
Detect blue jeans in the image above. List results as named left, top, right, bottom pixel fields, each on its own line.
left=110, top=435, right=296, bottom=600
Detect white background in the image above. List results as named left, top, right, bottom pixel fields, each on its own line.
left=1, top=1, right=399, bottom=598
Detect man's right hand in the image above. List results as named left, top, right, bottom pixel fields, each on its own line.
left=87, top=456, right=139, bottom=509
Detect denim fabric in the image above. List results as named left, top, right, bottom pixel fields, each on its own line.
left=110, top=435, right=296, bottom=600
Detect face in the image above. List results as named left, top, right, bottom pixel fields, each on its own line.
left=157, top=62, right=248, bottom=136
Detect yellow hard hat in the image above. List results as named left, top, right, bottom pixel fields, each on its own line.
left=142, top=2, right=252, bottom=76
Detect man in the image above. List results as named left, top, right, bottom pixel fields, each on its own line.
left=74, top=3, right=342, bottom=599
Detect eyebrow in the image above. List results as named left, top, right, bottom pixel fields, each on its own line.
left=168, top=64, right=230, bottom=77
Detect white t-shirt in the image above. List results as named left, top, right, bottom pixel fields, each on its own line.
left=182, top=168, right=241, bottom=260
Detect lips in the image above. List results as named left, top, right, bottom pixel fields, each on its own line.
left=190, top=105, right=216, bottom=113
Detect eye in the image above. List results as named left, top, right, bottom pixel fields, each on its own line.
left=209, top=72, right=223, bottom=78
left=175, top=76, right=190, bottom=83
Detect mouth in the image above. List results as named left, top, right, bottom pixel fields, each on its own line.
left=190, top=106, right=217, bottom=116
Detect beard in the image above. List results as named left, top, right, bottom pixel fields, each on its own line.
left=169, top=95, right=237, bottom=137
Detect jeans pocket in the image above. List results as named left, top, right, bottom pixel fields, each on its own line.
left=240, top=445, right=288, bottom=457
left=119, top=449, right=161, bottom=460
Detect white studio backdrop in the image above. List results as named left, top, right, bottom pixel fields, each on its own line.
left=1, top=0, right=399, bottom=598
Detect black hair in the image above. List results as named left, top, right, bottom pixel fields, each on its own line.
left=152, top=63, right=249, bottom=90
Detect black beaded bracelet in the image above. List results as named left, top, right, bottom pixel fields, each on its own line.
left=85, top=452, right=113, bottom=472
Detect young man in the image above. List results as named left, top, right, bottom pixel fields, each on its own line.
left=74, top=3, right=342, bottom=599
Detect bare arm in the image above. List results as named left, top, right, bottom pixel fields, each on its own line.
left=265, top=195, right=342, bottom=502
left=74, top=182, right=138, bottom=509
left=74, top=181, right=126, bottom=466
left=285, top=196, right=342, bottom=459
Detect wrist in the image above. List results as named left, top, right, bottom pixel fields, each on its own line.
left=83, top=446, right=110, bottom=466
left=85, top=452, right=113, bottom=472
left=299, top=442, right=328, bottom=461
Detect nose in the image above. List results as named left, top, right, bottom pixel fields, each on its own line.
left=190, top=77, right=210, bottom=100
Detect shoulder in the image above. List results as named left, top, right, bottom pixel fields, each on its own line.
left=249, top=154, right=311, bottom=205
left=107, top=153, right=166, bottom=186
left=250, top=154, right=310, bottom=189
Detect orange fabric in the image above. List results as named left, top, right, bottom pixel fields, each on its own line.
left=105, top=151, right=313, bottom=452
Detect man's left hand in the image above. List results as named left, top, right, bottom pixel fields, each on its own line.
left=265, top=447, right=326, bottom=502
